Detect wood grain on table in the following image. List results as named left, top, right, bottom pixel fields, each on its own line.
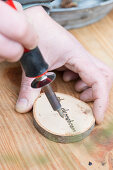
left=0, top=10, right=113, bottom=170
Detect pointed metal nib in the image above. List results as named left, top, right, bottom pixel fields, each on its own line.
left=57, top=108, right=64, bottom=118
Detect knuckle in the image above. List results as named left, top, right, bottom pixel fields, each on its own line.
left=21, top=74, right=33, bottom=88
left=21, top=81, right=33, bottom=91
left=103, top=67, right=113, bottom=84
left=21, top=79, right=32, bottom=87
left=17, top=18, right=28, bottom=40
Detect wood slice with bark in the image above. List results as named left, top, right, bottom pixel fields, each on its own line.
left=33, top=93, right=95, bottom=143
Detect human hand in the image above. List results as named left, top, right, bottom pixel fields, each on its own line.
left=16, top=6, right=113, bottom=124
left=0, top=1, right=37, bottom=62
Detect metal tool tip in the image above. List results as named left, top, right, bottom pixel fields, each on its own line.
left=57, top=108, right=64, bottom=118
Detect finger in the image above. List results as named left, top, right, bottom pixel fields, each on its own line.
left=63, top=70, right=79, bottom=82
left=80, top=81, right=108, bottom=124
left=0, top=1, right=37, bottom=49
left=16, top=70, right=40, bottom=113
left=90, top=56, right=113, bottom=88
left=66, top=60, right=109, bottom=124
left=93, top=97, right=109, bottom=125
left=0, top=33, right=24, bottom=62
left=75, top=80, right=89, bottom=92
left=80, top=88, right=93, bottom=102
left=92, top=81, right=109, bottom=124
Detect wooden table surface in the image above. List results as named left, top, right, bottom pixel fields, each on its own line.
left=0, top=10, right=113, bottom=170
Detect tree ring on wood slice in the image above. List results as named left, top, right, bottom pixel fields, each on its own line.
left=33, top=93, right=95, bottom=143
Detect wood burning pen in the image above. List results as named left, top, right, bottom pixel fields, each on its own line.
left=3, top=0, right=64, bottom=118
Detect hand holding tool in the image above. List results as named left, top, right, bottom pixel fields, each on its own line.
left=3, top=0, right=76, bottom=132
left=3, top=0, right=64, bottom=118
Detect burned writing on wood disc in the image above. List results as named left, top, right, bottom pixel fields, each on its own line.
left=61, top=108, right=76, bottom=132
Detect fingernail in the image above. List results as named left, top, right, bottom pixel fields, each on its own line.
left=16, top=98, right=28, bottom=113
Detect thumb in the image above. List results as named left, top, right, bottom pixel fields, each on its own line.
left=16, top=71, right=40, bottom=113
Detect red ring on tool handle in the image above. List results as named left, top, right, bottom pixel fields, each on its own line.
left=6, top=0, right=30, bottom=53
left=32, top=71, right=48, bottom=78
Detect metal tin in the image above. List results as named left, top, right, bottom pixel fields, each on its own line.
left=50, top=0, right=113, bottom=29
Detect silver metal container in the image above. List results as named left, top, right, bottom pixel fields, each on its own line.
left=50, top=0, right=113, bottom=29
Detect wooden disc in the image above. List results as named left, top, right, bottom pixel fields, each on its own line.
left=33, top=93, right=95, bottom=143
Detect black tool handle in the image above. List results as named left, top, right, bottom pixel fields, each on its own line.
left=20, top=47, right=49, bottom=78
